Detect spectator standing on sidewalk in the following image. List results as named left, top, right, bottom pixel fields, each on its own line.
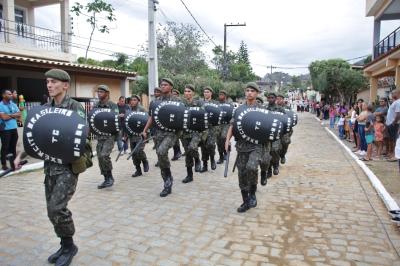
left=0, top=89, right=21, bottom=170
left=356, top=102, right=369, bottom=157
left=361, top=105, right=375, bottom=161
left=386, top=89, right=400, bottom=162
left=337, top=113, right=345, bottom=139
left=329, top=104, right=336, bottom=129
left=374, top=115, right=385, bottom=159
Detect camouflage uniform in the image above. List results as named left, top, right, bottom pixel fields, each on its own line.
left=149, top=94, right=181, bottom=195
left=280, top=108, right=293, bottom=162
left=216, top=99, right=233, bottom=163
left=199, top=99, right=218, bottom=171
left=266, top=103, right=286, bottom=174
left=181, top=98, right=203, bottom=182
left=129, top=105, right=148, bottom=169
left=94, top=100, right=119, bottom=176
left=43, top=95, right=86, bottom=239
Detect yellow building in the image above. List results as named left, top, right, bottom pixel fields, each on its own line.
left=364, top=0, right=400, bottom=102
left=0, top=0, right=136, bottom=103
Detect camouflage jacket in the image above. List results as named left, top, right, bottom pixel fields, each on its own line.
left=44, top=95, right=86, bottom=175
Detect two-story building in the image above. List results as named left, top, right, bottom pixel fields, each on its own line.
left=0, top=0, right=136, bottom=104
left=364, top=0, right=400, bottom=102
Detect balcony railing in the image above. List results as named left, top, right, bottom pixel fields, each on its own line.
left=374, top=25, right=400, bottom=59
left=0, top=18, right=67, bottom=52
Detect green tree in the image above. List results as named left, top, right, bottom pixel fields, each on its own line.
left=71, top=0, right=116, bottom=60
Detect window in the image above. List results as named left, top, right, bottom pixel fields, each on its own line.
left=0, top=5, right=25, bottom=23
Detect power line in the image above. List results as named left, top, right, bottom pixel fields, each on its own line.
left=178, top=0, right=218, bottom=47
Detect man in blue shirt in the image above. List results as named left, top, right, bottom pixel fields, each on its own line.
left=0, top=89, right=21, bottom=170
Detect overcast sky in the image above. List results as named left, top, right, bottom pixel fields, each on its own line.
left=35, top=0, right=400, bottom=76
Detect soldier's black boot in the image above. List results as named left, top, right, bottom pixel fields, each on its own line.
left=210, top=156, right=217, bottom=170
left=267, top=167, right=273, bottom=178
left=280, top=156, right=286, bottom=164
left=273, top=165, right=279, bottom=175
left=260, top=170, right=267, bottom=186
left=194, top=158, right=201, bottom=172
left=160, top=168, right=173, bottom=197
left=182, top=167, right=193, bottom=183
left=48, top=239, right=64, bottom=263
left=217, top=152, right=224, bottom=164
left=171, top=146, right=182, bottom=161
left=249, top=185, right=257, bottom=208
left=199, top=161, right=208, bottom=173
left=97, top=175, right=109, bottom=189
left=54, top=237, right=78, bottom=266
left=237, top=190, right=250, bottom=213
left=107, top=171, right=114, bottom=187
left=132, top=164, right=142, bottom=177
left=142, top=159, right=149, bottom=172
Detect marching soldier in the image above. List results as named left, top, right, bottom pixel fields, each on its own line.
left=181, top=84, right=203, bottom=183
left=266, top=92, right=286, bottom=177
left=216, top=90, right=231, bottom=164
left=42, top=69, right=86, bottom=265
left=256, top=96, right=271, bottom=186
left=171, top=89, right=183, bottom=161
left=225, top=82, right=264, bottom=213
left=152, top=87, right=161, bottom=155
left=142, top=78, right=181, bottom=197
left=129, top=95, right=149, bottom=177
left=200, top=86, right=217, bottom=172
left=94, top=85, right=119, bottom=189
left=277, top=94, right=292, bottom=164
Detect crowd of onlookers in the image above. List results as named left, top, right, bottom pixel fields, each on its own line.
left=311, top=89, right=400, bottom=171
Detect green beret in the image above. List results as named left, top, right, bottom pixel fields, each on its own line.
left=172, top=89, right=180, bottom=95
left=161, top=78, right=174, bottom=87
left=185, top=84, right=195, bottom=91
left=266, top=92, right=276, bottom=97
left=97, top=84, right=110, bottom=92
left=203, top=86, right=213, bottom=93
left=131, top=94, right=140, bottom=101
left=245, top=82, right=260, bottom=92
left=45, top=69, right=70, bottom=82
left=154, top=87, right=161, bottom=92
left=256, top=96, right=264, bottom=104
left=219, top=90, right=228, bottom=96
left=277, top=94, right=285, bottom=98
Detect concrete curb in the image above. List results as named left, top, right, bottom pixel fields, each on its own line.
left=314, top=116, right=399, bottom=211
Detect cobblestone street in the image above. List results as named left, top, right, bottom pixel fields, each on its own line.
left=1, top=112, right=400, bottom=266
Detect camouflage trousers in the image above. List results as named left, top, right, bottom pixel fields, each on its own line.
left=217, top=124, right=229, bottom=156
left=270, top=139, right=282, bottom=168
left=96, top=137, right=115, bottom=175
left=260, top=142, right=272, bottom=171
left=237, top=147, right=262, bottom=191
left=155, top=131, right=178, bottom=170
left=181, top=132, right=201, bottom=168
left=280, top=133, right=292, bottom=158
left=45, top=167, right=78, bottom=238
left=130, top=139, right=147, bottom=166
left=200, top=128, right=216, bottom=161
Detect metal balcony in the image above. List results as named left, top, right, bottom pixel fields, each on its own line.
left=374, top=25, right=400, bottom=59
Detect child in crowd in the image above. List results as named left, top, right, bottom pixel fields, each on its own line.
left=344, top=112, right=351, bottom=141
left=337, top=113, right=345, bottom=139
left=362, top=110, right=375, bottom=161
left=374, top=115, right=385, bottom=159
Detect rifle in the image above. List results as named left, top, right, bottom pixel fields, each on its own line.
left=0, top=153, right=28, bottom=178
left=127, top=136, right=153, bottom=160
left=224, top=145, right=231, bottom=177
left=115, top=137, right=128, bottom=162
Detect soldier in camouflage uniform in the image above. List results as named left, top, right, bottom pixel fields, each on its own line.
left=171, top=89, right=183, bottom=161
left=152, top=88, right=161, bottom=164
left=266, top=92, right=286, bottom=177
left=129, top=95, right=149, bottom=177
left=181, top=84, right=203, bottom=183
left=142, top=78, right=181, bottom=197
left=216, top=90, right=232, bottom=164
left=199, top=86, right=217, bottom=172
left=94, top=85, right=119, bottom=189
left=277, top=94, right=292, bottom=164
left=225, top=82, right=264, bottom=213
left=42, top=69, right=86, bottom=266
left=256, top=96, right=272, bottom=186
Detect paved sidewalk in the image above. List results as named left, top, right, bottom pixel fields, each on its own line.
left=1, top=113, right=400, bottom=265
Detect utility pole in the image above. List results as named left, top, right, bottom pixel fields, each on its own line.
left=148, top=0, right=159, bottom=99
left=223, top=22, right=246, bottom=80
